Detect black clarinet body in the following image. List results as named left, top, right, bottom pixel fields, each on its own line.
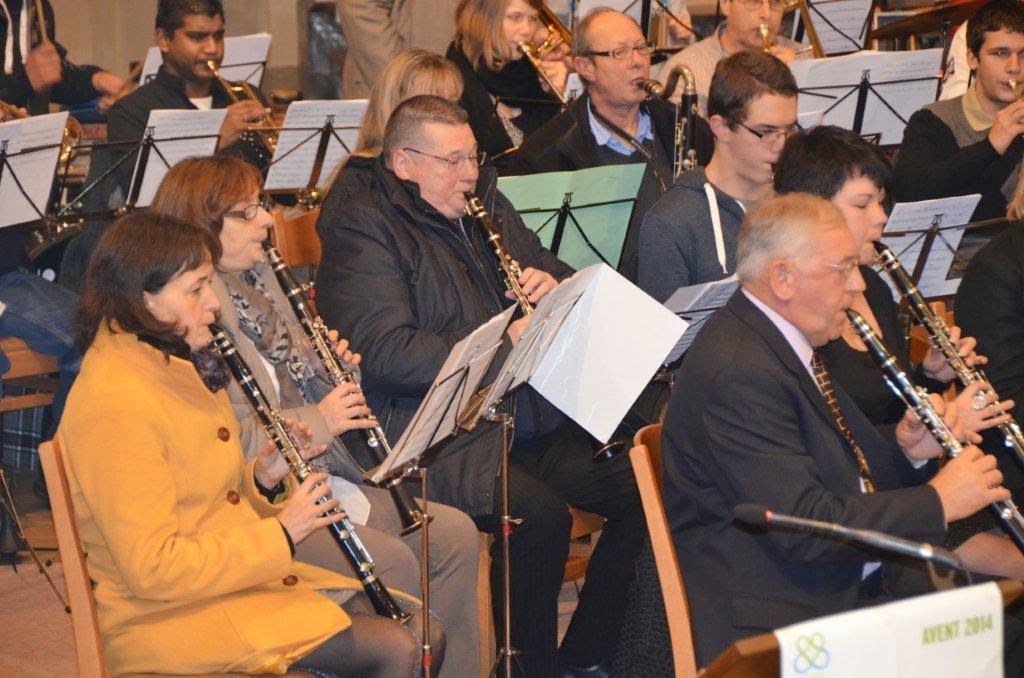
left=873, top=241, right=1024, bottom=467
left=262, top=243, right=428, bottom=536
left=847, top=309, right=1024, bottom=553
left=209, top=323, right=412, bottom=622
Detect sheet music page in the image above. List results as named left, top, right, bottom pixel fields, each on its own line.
left=916, top=227, right=966, bottom=298
left=0, top=112, right=66, bottom=228
left=133, top=109, right=226, bottom=207
left=883, top=195, right=980, bottom=234
left=789, top=49, right=941, bottom=144
left=263, top=100, right=369, bottom=191
left=793, top=0, right=872, bottom=55
left=663, top=275, right=738, bottom=314
left=140, top=34, right=272, bottom=86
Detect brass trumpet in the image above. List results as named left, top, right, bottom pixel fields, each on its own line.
left=759, top=23, right=772, bottom=54
left=1011, top=78, right=1022, bottom=101
left=519, top=41, right=567, bottom=105
left=204, top=59, right=280, bottom=159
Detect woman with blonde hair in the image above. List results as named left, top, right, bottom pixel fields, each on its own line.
left=447, top=0, right=568, bottom=166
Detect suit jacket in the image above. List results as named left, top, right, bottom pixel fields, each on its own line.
left=57, top=325, right=359, bottom=675
left=662, top=290, right=946, bottom=666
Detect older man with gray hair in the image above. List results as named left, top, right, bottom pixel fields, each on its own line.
left=661, top=192, right=1008, bottom=666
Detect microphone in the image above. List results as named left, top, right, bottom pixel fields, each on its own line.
left=733, top=503, right=964, bottom=572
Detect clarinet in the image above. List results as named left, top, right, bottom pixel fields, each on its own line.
left=262, top=243, right=428, bottom=536
left=873, top=241, right=1024, bottom=467
left=847, top=309, right=1024, bottom=553
left=208, top=324, right=412, bottom=622
left=464, top=193, right=535, bottom=316
left=639, top=66, right=698, bottom=179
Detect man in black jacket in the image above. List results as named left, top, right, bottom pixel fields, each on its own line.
left=316, top=94, right=645, bottom=677
left=511, top=8, right=714, bottom=281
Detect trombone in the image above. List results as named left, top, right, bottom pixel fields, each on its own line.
left=204, top=59, right=280, bottom=159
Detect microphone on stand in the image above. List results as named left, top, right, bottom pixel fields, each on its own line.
left=733, top=503, right=966, bottom=576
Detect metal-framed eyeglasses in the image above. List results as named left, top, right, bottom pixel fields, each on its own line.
left=583, top=41, right=655, bottom=60
left=402, top=147, right=487, bottom=172
left=735, top=121, right=802, bottom=144
left=224, top=195, right=273, bottom=221
left=791, top=256, right=861, bottom=276
left=735, top=0, right=789, bottom=11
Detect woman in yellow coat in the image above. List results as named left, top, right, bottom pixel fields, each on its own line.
left=57, top=212, right=443, bottom=676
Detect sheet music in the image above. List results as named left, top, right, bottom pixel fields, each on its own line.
left=792, top=0, right=872, bottom=55
left=140, top=34, right=272, bottom=86
left=789, top=49, right=942, bottom=145
left=0, top=112, right=66, bottom=228
left=373, top=306, right=515, bottom=483
left=133, top=109, right=226, bottom=207
left=883, top=195, right=980, bottom=235
left=662, top=276, right=739, bottom=362
left=262, top=100, right=368, bottom=191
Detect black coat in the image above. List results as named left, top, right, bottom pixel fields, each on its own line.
left=315, top=158, right=574, bottom=516
left=662, top=290, right=946, bottom=665
left=509, top=94, right=714, bottom=281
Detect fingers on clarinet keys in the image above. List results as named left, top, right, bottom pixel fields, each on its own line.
left=931, top=448, right=1010, bottom=522
left=277, top=472, right=343, bottom=543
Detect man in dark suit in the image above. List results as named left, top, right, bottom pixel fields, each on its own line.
left=662, top=192, right=1010, bottom=666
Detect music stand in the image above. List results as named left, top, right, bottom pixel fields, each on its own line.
left=0, top=113, right=67, bottom=231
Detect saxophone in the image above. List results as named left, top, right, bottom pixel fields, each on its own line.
left=209, top=323, right=412, bottom=622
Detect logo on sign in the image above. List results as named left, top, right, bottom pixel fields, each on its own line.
left=793, top=632, right=830, bottom=673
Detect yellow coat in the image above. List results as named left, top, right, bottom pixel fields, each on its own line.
left=57, top=326, right=363, bottom=676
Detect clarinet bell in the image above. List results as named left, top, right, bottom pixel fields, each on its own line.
left=592, top=439, right=627, bottom=463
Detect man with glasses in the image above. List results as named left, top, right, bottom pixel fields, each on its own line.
left=638, top=51, right=797, bottom=303
left=316, top=94, right=647, bottom=677
left=658, top=0, right=808, bottom=115
left=511, top=7, right=715, bottom=281
left=662, top=192, right=1007, bottom=666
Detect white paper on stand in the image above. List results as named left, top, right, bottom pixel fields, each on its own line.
left=263, top=100, right=369, bottom=191
left=792, top=0, right=873, bottom=55
left=0, top=112, right=66, bottom=228
left=371, top=306, right=515, bottom=484
left=132, top=109, right=226, bottom=207
left=526, top=264, right=687, bottom=443
left=140, top=34, right=272, bottom=87
left=789, top=49, right=942, bottom=145
left=663, top=276, right=739, bottom=363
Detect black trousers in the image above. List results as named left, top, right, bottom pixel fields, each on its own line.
left=473, top=420, right=646, bottom=677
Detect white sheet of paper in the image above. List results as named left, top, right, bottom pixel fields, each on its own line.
left=883, top=195, right=981, bottom=235
left=372, top=306, right=515, bottom=483
left=662, top=276, right=739, bottom=362
left=792, top=0, right=873, bottom=55
left=132, top=109, right=226, bottom=207
left=263, top=100, right=369, bottom=191
left=0, top=112, right=66, bottom=228
left=775, top=583, right=1002, bottom=678
left=789, top=49, right=942, bottom=145
left=526, top=264, right=687, bottom=442
left=140, top=34, right=272, bottom=87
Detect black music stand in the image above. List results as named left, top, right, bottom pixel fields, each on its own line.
left=263, top=119, right=355, bottom=208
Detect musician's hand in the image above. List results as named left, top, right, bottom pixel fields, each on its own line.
left=956, top=381, right=1015, bottom=435
left=898, top=392, right=978, bottom=461
left=929, top=445, right=1009, bottom=523
left=538, top=59, right=569, bottom=97
left=316, top=383, right=376, bottom=436
left=668, top=9, right=695, bottom=42
left=0, top=105, right=27, bottom=122
left=989, top=100, right=1024, bottom=154
left=326, top=329, right=361, bottom=366
left=276, top=472, right=345, bottom=544
left=507, top=315, right=529, bottom=345
left=515, top=267, right=557, bottom=305
left=91, top=70, right=126, bottom=112
left=769, top=45, right=798, bottom=65
left=254, top=419, right=326, bottom=488
left=922, top=325, right=986, bottom=382
left=219, top=99, right=271, bottom=149
left=24, top=43, right=62, bottom=92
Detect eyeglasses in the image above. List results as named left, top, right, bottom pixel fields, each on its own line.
left=402, top=147, right=487, bottom=172
left=735, top=120, right=802, bottom=144
left=735, top=0, right=789, bottom=11
left=583, top=42, right=655, bottom=60
left=224, top=195, right=272, bottom=221
left=791, top=256, right=861, bottom=276
left=505, top=11, right=539, bottom=25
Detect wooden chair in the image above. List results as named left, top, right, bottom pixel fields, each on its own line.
left=271, top=207, right=322, bottom=269
left=563, top=507, right=605, bottom=583
left=0, top=337, right=59, bottom=414
left=629, top=423, right=698, bottom=678
left=37, top=440, right=313, bottom=678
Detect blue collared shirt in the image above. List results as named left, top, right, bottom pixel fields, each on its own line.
left=587, top=103, right=653, bottom=156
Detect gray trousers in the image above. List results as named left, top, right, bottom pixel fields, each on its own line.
left=297, top=484, right=481, bottom=678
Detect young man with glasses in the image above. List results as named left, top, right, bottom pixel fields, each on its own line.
left=316, top=94, right=647, bottom=677
left=638, top=51, right=798, bottom=303
left=658, top=0, right=808, bottom=115
left=511, top=7, right=715, bottom=281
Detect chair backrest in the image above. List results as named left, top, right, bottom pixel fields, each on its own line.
left=271, top=207, right=322, bottom=269
left=37, top=440, right=107, bottom=678
left=630, top=423, right=698, bottom=678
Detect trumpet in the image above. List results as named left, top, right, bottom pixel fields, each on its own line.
left=873, top=241, right=1024, bottom=467
left=262, top=242, right=429, bottom=536
left=533, top=2, right=572, bottom=58
left=759, top=23, right=772, bottom=54
left=639, top=65, right=698, bottom=178
left=847, top=309, right=1024, bottom=554
left=518, top=42, right=567, bottom=105
left=209, top=324, right=413, bottom=622
left=464, top=193, right=533, bottom=316
left=205, top=59, right=279, bottom=160
left=1011, top=78, right=1023, bottom=101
